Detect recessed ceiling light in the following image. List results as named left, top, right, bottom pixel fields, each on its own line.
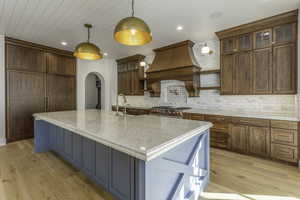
left=61, top=41, right=68, bottom=46
left=103, top=52, right=108, bottom=56
left=176, top=26, right=183, bottom=31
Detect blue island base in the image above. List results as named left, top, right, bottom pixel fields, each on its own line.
left=34, top=120, right=210, bottom=200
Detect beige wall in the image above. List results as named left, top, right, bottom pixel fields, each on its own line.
left=0, top=35, right=5, bottom=146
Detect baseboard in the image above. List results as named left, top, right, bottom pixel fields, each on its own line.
left=0, top=138, right=6, bottom=147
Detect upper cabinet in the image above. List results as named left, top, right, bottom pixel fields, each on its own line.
left=254, top=29, right=273, bottom=49
left=116, top=54, right=145, bottom=96
left=6, top=43, right=46, bottom=73
left=273, top=23, right=297, bottom=46
left=216, top=10, right=298, bottom=95
left=47, top=53, right=76, bottom=76
left=221, top=37, right=237, bottom=55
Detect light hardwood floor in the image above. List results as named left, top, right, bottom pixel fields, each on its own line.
left=0, top=140, right=299, bottom=200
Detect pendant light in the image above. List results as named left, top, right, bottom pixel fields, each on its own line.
left=201, top=43, right=213, bottom=55
left=114, top=0, right=152, bottom=46
left=74, top=24, right=103, bottom=60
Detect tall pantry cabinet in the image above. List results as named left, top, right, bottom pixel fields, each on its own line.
left=5, top=38, right=76, bottom=142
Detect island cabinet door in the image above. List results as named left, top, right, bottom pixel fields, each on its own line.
left=95, top=143, right=110, bottom=189
left=63, top=130, right=73, bottom=161
left=49, top=124, right=57, bottom=151
left=56, top=127, right=65, bottom=156
left=72, top=134, right=83, bottom=169
left=82, top=138, right=96, bottom=177
left=109, top=150, right=135, bottom=200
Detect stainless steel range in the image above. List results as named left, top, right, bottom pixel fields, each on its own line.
left=150, top=106, right=191, bottom=118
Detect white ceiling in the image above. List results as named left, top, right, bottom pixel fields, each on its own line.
left=0, top=0, right=299, bottom=59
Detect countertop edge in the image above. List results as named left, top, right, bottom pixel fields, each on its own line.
left=34, top=114, right=212, bottom=162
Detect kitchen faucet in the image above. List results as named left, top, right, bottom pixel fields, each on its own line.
left=116, top=93, right=129, bottom=116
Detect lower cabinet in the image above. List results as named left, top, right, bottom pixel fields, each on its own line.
left=82, top=138, right=96, bottom=176
left=47, top=123, right=135, bottom=200
left=271, top=143, right=298, bottom=163
left=230, top=124, right=271, bottom=157
left=64, top=130, right=73, bottom=161
left=248, top=126, right=270, bottom=157
left=230, top=124, right=249, bottom=153
left=110, top=150, right=135, bottom=200
left=73, top=134, right=83, bottom=169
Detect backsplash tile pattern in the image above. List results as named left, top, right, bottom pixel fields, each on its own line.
left=123, top=40, right=297, bottom=114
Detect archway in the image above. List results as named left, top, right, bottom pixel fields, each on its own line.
left=85, top=72, right=105, bottom=109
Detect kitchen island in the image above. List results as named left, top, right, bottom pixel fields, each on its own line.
left=33, top=110, right=212, bottom=200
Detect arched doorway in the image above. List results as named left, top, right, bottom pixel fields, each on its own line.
left=85, top=72, right=105, bottom=109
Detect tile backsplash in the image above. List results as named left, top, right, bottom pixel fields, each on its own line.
left=122, top=40, right=297, bottom=114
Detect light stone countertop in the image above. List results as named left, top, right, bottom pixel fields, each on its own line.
left=33, top=109, right=212, bottom=161
left=113, top=105, right=299, bottom=121
left=185, top=108, right=299, bottom=121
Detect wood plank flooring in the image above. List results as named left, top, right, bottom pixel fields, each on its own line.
left=0, top=140, right=299, bottom=200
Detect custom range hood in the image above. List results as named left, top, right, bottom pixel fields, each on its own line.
left=146, top=40, right=201, bottom=97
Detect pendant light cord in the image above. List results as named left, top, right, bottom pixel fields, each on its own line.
left=87, top=27, right=90, bottom=43
left=131, top=0, right=135, bottom=17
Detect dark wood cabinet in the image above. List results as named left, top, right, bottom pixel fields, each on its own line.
left=237, top=33, right=252, bottom=51
left=220, top=55, right=234, bottom=94
left=254, top=29, right=272, bottom=49
left=6, top=44, right=46, bottom=73
left=46, top=53, right=76, bottom=76
left=248, top=126, right=270, bottom=157
left=273, top=43, right=296, bottom=94
left=253, top=48, right=272, bottom=94
left=117, top=54, right=145, bottom=95
left=46, top=75, right=76, bottom=112
left=273, top=23, right=297, bottom=46
left=5, top=38, right=77, bottom=142
left=217, top=10, right=298, bottom=95
left=230, top=124, right=248, bottom=153
left=6, top=71, right=45, bottom=142
left=230, top=117, right=271, bottom=157
left=221, top=37, right=237, bottom=55
left=234, top=52, right=253, bottom=94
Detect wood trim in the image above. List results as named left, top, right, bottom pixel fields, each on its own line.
left=153, top=40, right=195, bottom=52
left=200, top=69, right=220, bottom=74
left=5, top=37, right=74, bottom=57
left=198, top=86, right=220, bottom=90
left=116, top=54, right=145, bottom=64
left=215, top=10, right=298, bottom=39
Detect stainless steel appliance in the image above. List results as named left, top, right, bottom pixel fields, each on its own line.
left=150, top=106, right=191, bottom=118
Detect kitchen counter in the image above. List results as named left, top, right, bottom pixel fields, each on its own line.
left=33, top=109, right=212, bottom=161
left=185, top=108, right=299, bottom=121
left=113, top=105, right=299, bottom=121
left=33, top=109, right=212, bottom=200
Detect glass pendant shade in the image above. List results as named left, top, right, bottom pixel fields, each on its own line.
left=74, top=24, right=103, bottom=60
left=114, top=0, right=152, bottom=46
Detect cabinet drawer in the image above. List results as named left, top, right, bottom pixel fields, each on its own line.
left=231, top=117, right=269, bottom=127
left=211, top=123, right=229, bottom=133
left=271, top=128, right=298, bottom=146
left=271, top=144, right=298, bottom=163
left=210, top=131, right=230, bottom=149
left=205, top=115, right=228, bottom=123
left=186, top=113, right=205, bottom=121
left=271, top=120, right=298, bottom=130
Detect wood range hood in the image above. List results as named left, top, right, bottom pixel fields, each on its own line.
left=146, top=40, right=201, bottom=97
